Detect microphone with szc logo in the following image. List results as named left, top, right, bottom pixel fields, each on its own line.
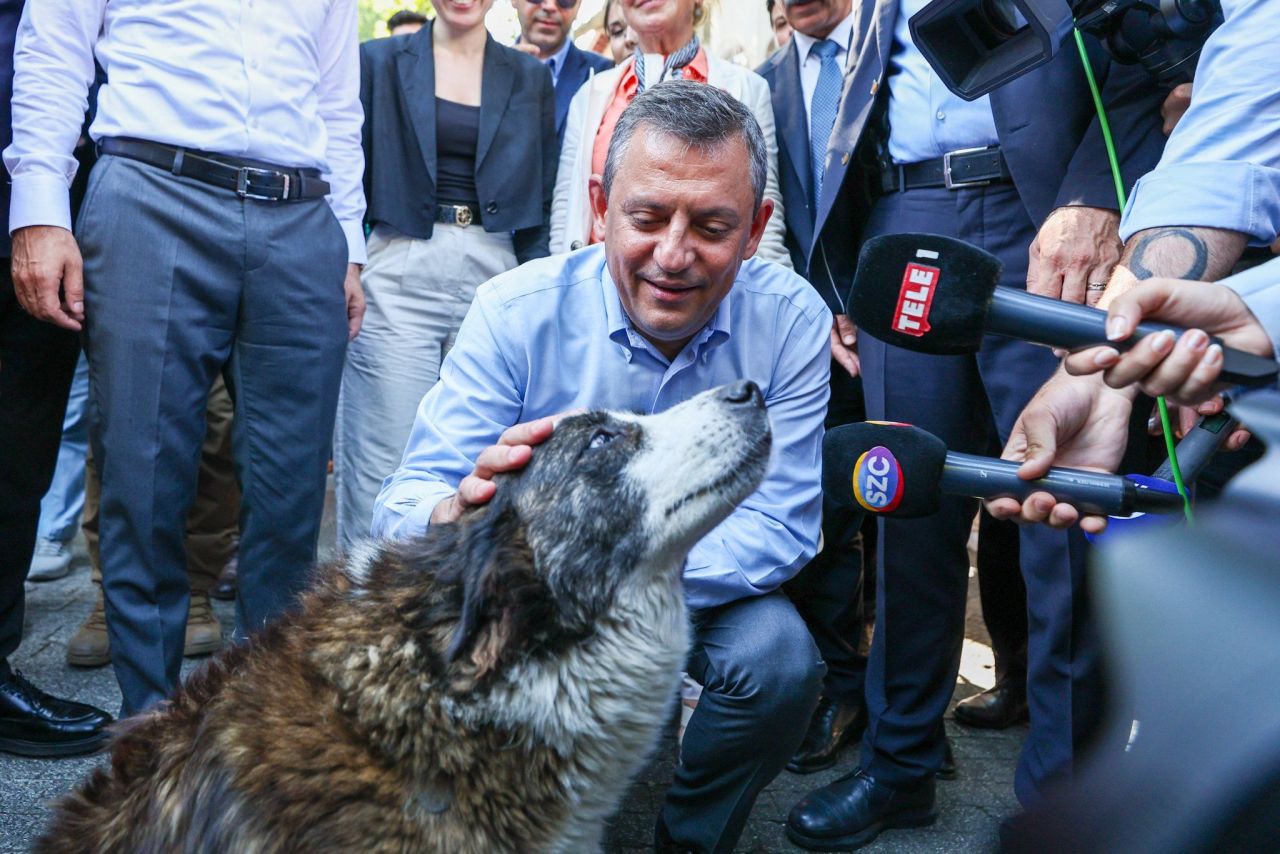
left=824, top=422, right=1184, bottom=519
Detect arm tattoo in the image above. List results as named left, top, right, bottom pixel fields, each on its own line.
left=1127, top=227, right=1210, bottom=280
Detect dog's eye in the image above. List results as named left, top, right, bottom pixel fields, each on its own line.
left=587, top=429, right=618, bottom=450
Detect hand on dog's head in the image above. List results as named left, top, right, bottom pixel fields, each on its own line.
left=433, top=384, right=772, bottom=681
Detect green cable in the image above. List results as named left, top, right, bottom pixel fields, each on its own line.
left=1072, top=29, right=1195, bottom=523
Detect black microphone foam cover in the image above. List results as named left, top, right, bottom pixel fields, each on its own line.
left=824, top=422, right=948, bottom=518
left=848, top=233, right=1003, bottom=355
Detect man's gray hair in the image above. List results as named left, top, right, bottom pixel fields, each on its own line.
left=602, top=81, right=769, bottom=211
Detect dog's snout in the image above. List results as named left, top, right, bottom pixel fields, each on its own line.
left=721, top=380, right=764, bottom=409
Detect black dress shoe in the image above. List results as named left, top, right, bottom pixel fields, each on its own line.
left=0, top=662, right=112, bottom=757
left=954, top=680, right=1029, bottom=730
left=786, top=694, right=867, bottom=774
left=787, top=769, right=936, bottom=851
left=211, top=555, right=237, bottom=601
left=938, top=736, right=957, bottom=780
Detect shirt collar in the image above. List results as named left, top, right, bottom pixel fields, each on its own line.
left=543, top=38, right=573, bottom=81
left=793, top=11, right=857, bottom=65
left=600, top=256, right=733, bottom=362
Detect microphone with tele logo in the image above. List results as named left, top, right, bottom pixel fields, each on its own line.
left=846, top=233, right=1279, bottom=387
left=825, top=422, right=1185, bottom=519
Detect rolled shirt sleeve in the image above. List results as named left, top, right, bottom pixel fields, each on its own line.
left=1119, top=0, right=1280, bottom=244
left=682, top=300, right=831, bottom=610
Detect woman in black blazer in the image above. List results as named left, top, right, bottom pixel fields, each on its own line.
left=335, top=1, right=557, bottom=549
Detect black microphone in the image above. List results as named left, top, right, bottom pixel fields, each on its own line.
left=824, top=422, right=1185, bottom=518
left=846, top=233, right=1278, bottom=387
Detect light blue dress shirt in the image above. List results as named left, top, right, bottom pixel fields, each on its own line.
left=1120, top=0, right=1280, bottom=244
left=886, top=0, right=1000, bottom=164
left=543, top=37, right=573, bottom=87
left=1224, top=257, right=1280, bottom=361
left=372, top=245, right=833, bottom=610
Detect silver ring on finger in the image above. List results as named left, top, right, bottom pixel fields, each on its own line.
left=1086, top=282, right=1108, bottom=292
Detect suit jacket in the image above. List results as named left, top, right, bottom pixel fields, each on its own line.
left=360, top=22, right=558, bottom=264
left=554, top=42, right=612, bottom=148
left=808, top=0, right=1169, bottom=314
left=757, top=38, right=816, bottom=274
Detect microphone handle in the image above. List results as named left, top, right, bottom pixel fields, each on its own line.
left=987, top=288, right=1279, bottom=387
left=1152, top=412, right=1238, bottom=483
left=940, top=452, right=1184, bottom=516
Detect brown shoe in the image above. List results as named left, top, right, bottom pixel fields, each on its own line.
left=66, top=591, right=110, bottom=668
left=184, top=593, right=222, bottom=658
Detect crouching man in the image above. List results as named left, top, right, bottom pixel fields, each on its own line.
left=373, top=81, right=830, bottom=853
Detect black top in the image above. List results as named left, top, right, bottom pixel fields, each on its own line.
left=358, top=23, right=559, bottom=264
left=435, top=97, right=480, bottom=207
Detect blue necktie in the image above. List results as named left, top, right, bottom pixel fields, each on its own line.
left=809, top=39, right=843, bottom=207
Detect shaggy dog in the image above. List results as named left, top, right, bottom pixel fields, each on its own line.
left=38, top=381, right=772, bottom=853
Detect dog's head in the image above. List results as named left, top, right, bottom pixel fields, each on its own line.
left=442, top=381, right=772, bottom=675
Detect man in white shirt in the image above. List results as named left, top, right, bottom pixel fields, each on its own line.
left=5, top=0, right=367, bottom=716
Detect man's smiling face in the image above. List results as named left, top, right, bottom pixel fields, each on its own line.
left=589, top=127, right=773, bottom=360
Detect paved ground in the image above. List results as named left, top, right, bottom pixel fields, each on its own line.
left=2, top=498, right=1021, bottom=853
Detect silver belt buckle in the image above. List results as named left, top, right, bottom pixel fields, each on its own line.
left=236, top=166, right=288, bottom=201
left=943, top=146, right=994, bottom=190
left=455, top=205, right=473, bottom=227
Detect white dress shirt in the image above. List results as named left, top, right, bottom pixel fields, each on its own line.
left=791, top=12, right=857, bottom=127
left=5, top=0, right=368, bottom=263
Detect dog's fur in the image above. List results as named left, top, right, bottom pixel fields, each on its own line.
left=38, top=383, right=772, bottom=853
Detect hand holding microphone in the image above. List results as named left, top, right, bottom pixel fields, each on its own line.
left=824, top=422, right=1183, bottom=527
left=845, top=233, right=1278, bottom=388
left=1061, top=277, right=1275, bottom=407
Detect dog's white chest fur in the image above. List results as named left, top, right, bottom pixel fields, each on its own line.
left=460, top=568, right=689, bottom=852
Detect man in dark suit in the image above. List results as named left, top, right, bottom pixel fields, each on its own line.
left=781, top=0, right=1169, bottom=848
left=0, top=0, right=112, bottom=757
left=512, top=0, right=613, bottom=148
left=756, top=0, right=873, bottom=779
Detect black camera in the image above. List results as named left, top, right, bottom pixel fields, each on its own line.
left=910, top=0, right=1222, bottom=101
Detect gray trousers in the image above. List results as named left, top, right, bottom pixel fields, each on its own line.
left=77, top=155, right=349, bottom=715
left=333, top=224, right=516, bottom=550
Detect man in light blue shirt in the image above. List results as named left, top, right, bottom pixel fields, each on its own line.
left=374, top=82, right=831, bottom=854
left=1117, top=0, right=1280, bottom=280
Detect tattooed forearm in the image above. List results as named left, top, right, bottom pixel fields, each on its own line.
left=1119, top=226, right=1248, bottom=282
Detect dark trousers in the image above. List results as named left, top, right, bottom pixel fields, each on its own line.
left=785, top=364, right=871, bottom=705
left=662, top=590, right=825, bottom=853
left=977, top=508, right=1027, bottom=683
left=857, top=185, right=1102, bottom=807
left=0, top=270, right=81, bottom=661
left=77, top=155, right=349, bottom=715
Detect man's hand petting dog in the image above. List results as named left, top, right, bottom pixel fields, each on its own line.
left=431, top=411, right=584, bottom=524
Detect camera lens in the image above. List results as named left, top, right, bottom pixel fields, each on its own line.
left=981, top=0, right=1022, bottom=35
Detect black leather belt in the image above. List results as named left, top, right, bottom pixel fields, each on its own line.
left=98, top=137, right=330, bottom=201
left=434, top=203, right=482, bottom=228
left=881, top=146, right=1012, bottom=193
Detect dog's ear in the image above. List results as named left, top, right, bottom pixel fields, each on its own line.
left=445, top=501, right=550, bottom=677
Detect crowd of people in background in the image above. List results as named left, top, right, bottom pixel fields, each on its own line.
left=2, top=0, right=1278, bottom=852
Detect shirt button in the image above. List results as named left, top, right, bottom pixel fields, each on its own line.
left=936, top=110, right=946, bottom=121
left=570, top=240, right=583, bottom=250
